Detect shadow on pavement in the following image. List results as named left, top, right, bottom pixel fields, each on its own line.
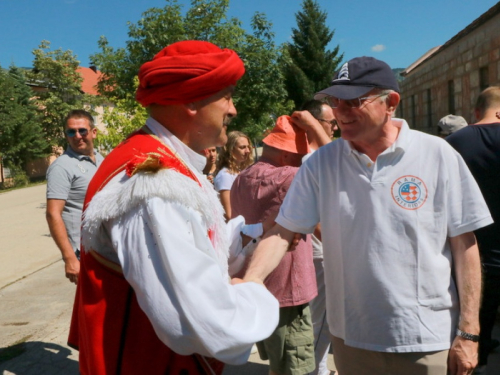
left=0, top=340, right=268, bottom=375
left=223, top=361, right=269, bottom=374
left=0, top=342, right=78, bottom=375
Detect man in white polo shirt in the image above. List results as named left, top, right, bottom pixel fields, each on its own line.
left=238, top=57, right=493, bottom=375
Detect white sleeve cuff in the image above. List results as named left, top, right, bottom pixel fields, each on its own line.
left=241, top=222, right=263, bottom=239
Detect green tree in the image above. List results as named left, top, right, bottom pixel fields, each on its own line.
left=282, top=0, right=343, bottom=109
left=0, top=66, right=48, bottom=173
left=25, top=40, right=98, bottom=150
left=91, top=0, right=292, bottom=143
left=95, top=78, right=148, bottom=151
left=232, top=12, right=292, bottom=140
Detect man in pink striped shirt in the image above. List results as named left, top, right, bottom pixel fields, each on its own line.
left=231, top=115, right=317, bottom=375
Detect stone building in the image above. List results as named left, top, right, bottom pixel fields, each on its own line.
left=398, top=2, right=500, bottom=134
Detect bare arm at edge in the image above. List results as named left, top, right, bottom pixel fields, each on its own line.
left=236, top=223, right=295, bottom=285
left=447, top=231, right=481, bottom=375
left=46, top=199, right=80, bottom=284
left=219, top=190, right=232, bottom=222
left=291, top=111, right=332, bottom=149
left=313, top=223, right=322, bottom=241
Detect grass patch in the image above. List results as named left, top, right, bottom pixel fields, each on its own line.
left=0, top=335, right=32, bottom=363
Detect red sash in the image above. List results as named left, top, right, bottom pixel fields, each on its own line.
left=68, top=127, right=224, bottom=375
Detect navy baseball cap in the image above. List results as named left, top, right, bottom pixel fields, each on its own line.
left=314, top=56, right=400, bottom=100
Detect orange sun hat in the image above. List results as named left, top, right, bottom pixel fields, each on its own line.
left=262, top=115, right=310, bottom=155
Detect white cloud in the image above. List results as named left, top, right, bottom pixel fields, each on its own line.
left=371, top=44, right=386, bottom=53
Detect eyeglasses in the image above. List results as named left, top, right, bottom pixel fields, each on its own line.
left=318, top=118, right=338, bottom=126
left=65, top=128, right=89, bottom=137
left=326, top=93, right=388, bottom=109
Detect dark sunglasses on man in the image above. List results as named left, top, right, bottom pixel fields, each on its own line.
left=65, top=128, right=89, bottom=137
left=318, top=118, right=338, bottom=127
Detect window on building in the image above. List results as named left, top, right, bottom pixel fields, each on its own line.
left=410, top=95, right=416, bottom=128
left=480, top=66, right=489, bottom=91
left=426, top=89, right=432, bottom=127
left=448, top=80, right=455, bottom=114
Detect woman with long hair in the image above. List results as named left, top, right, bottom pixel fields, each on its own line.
left=214, top=131, right=253, bottom=221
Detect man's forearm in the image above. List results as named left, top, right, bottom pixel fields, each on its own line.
left=306, top=125, right=332, bottom=149
left=449, top=232, right=482, bottom=333
left=447, top=232, right=481, bottom=374
left=46, top=199, right=80, bottom=283
left=242, top=223, right=294, bottom=284
left=290, top=111, right=332, bottom=147
left=46, top=213, right=77, bottom=261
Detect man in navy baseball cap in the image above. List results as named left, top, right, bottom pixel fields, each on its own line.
left=241, top=55, right=489, bottom=375
left=312, top=56, right=401, bottom=145
left=315, top=56, right=399, bottom=101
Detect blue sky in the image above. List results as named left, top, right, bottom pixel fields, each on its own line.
left=1, top=0, right=499, bottom=70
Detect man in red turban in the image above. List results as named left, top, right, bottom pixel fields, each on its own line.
left=69, top=41, right=279, bottom=375
left=136, top=40, right=245, bottom=106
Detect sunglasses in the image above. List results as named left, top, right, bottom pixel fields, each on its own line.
left=318, top=118, right=338, bottom=126
left=65, top=128, right=89, bottom=137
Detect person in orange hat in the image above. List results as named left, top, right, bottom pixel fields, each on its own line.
left=69, top=40, right=280, bottom=375
left=231, top=115, right=317, bottom=375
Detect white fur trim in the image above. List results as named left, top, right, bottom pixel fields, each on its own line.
left=82, top=168, right=230, bottom=273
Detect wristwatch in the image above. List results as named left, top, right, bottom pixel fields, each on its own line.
left=456, top=328, right=480, bottom=342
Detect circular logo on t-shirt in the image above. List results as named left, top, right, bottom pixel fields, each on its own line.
left=391, top=175, right=428, bottom=210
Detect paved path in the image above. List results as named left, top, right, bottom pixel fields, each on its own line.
left=0, top=185, right=60, bottom=289
left=0, top=184, right=499, bottom=374
left=0, top=185, right=78, bottom=374
left=0, top=185, right=275, bottom=374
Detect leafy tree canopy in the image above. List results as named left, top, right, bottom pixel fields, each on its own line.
left=95, top=78, right=148, bottom=151
left=25, top=40, right=101, bottom=150
left=0, top=65, right=48, bottom=170
left=282, top=0, right=343, bottom=109
left=91, top=0, right=293, bottom=142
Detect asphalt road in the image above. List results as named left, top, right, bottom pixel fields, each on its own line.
left=0, top=184, right=499, bottom=374
left=0, top=185, right=272, bottom=374
left=0, top=184, right=60, bottom=289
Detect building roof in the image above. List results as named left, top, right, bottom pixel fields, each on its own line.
left=76, top=66, right=101, bottom=95
left=401, top=1, right=500, bottom=77
left=400, top=46, right=441, bottom=77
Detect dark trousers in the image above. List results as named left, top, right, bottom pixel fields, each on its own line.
left=479, top=271, right=500, bottom=365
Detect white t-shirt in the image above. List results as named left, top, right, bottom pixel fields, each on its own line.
left=277, top=119, right=493, bottom=353
left=303, top=150, right=323, bottom=259
left=214, top=167, right=238, bottom=192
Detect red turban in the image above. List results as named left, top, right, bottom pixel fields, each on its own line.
left=136, top=40, right=245, bottom=106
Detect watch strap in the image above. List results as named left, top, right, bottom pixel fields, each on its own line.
left=456, top=328, right=480, bottom=342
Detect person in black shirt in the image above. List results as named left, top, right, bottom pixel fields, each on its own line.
left=446, top=86, right=500, bottom=373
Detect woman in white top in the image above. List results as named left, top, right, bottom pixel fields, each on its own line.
left=214, top=131, right=253, bottom=221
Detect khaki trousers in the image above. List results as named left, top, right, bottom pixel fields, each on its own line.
left=331, top=336, right=449, bottom=375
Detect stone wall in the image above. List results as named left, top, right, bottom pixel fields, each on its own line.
left=399, top=12, right=500, bottom=134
